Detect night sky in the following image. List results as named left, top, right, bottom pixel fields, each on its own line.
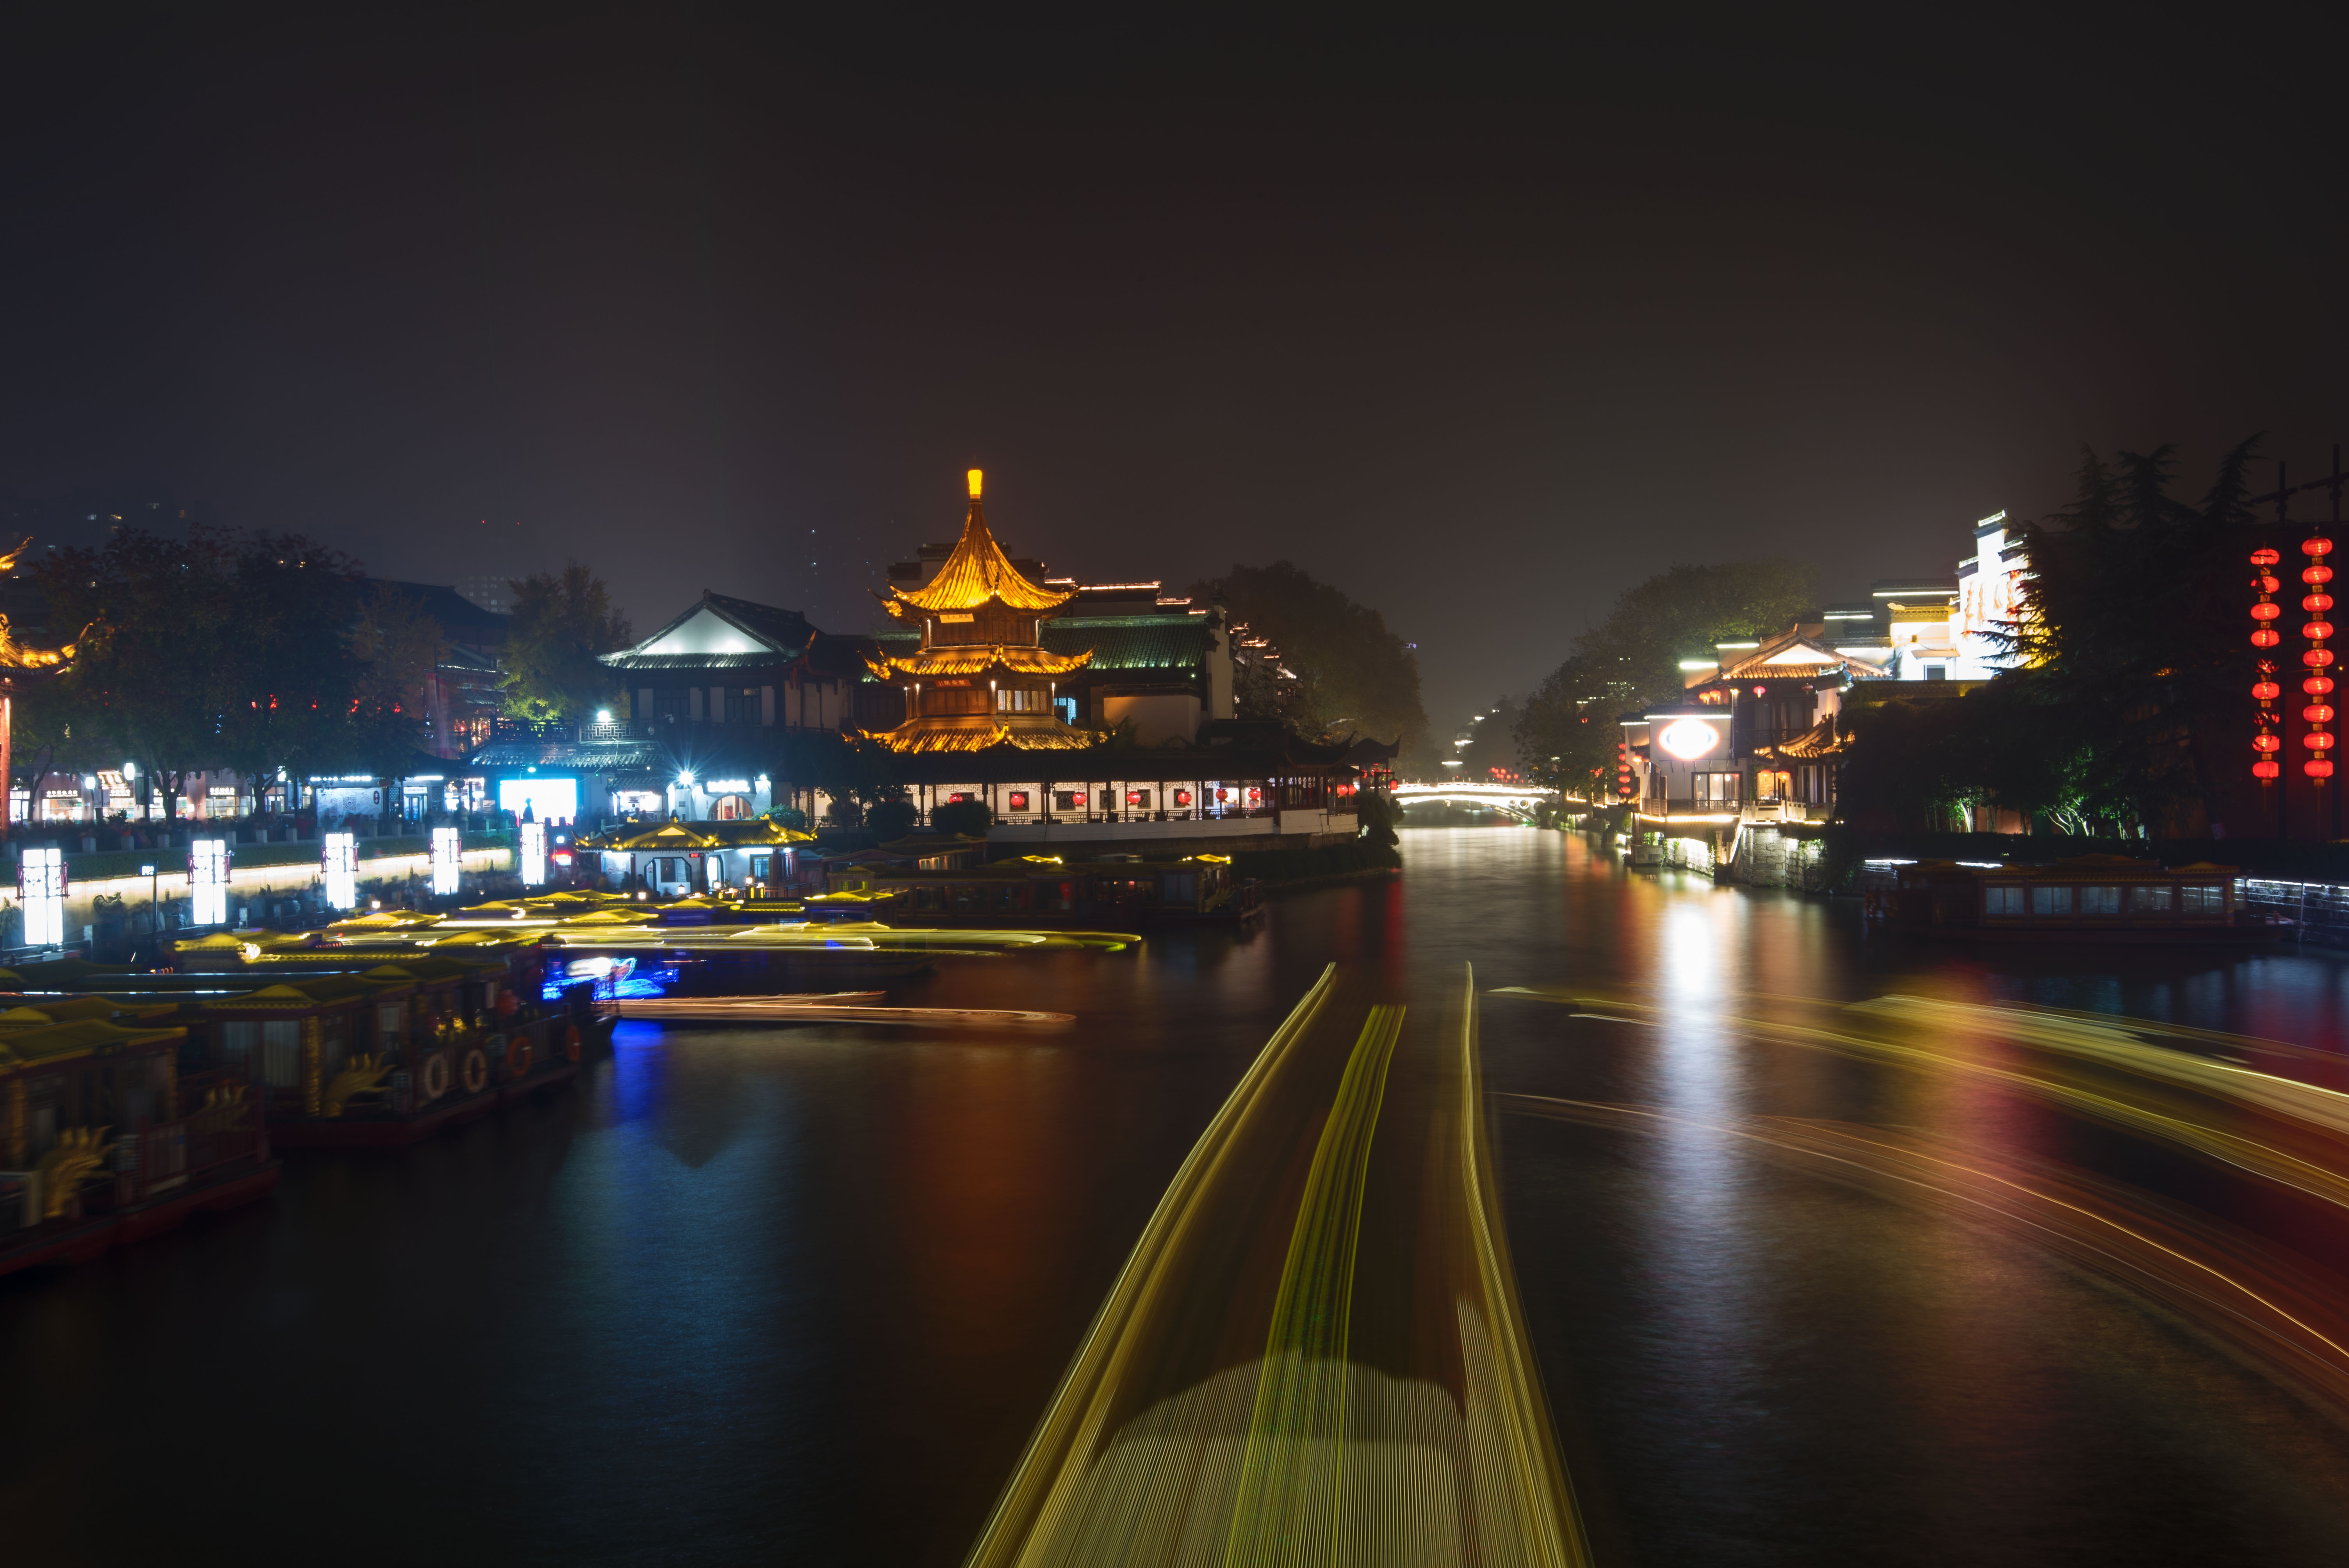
left=5, top=10, right=2345, bottom=733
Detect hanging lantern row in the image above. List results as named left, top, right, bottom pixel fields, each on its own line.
left=1616, top=741, right=1635, bottom=799
left=2253, top=547, right=2283, bottom=781
left=2307, top=533, right=2337, bottom=781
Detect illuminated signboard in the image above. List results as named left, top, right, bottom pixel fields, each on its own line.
left=18, top=846, right=65, bottom=946
left=497, top=777, right=578, bottom=824
left=1655, top=718, right=1723, bottom=762
left=430, top=827, right=462, bottom=896
left=189, top=838, right=230, bottom=926
left=520, top=821, right=548, bottom=887
left=322, top=832, right=358, bottom=911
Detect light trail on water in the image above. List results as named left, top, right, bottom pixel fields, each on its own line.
left=964, top=966, right=1588, bottom=1566
left=1495, top=985, right=2349, bottom=1424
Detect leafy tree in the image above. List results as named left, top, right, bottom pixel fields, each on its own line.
left=780, top=729, right=898, bottom=827
left=1190, top=562, right=1426, bottom=750
left=500, top=563, right=631, bottom=723
left=33, top=526, right=248, bottom=821
left=930, top=797, right=992, bottom=837
left=1355, top=784, right=1401, bottom=849
left=1987, top=438, right=2265, bottom=834
left=868, top=797, right=918, bottom=839
left=215, top=535, right=377, bottom=810
left=1455, top=697, right=1523, bottom=781
left=1515, top=559, right=1811, bottom=793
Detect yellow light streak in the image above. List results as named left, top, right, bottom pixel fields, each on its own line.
left=961, top=968, right=1590, bottom=1566
left=1226, top=1003, right=1403, bottom=1561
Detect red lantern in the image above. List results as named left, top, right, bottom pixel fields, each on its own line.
left=2256, top=548, right=2288, bottom=784
left=2310, top=675, right=2338, bottom=696
left=2310, top=529, right=2337, bottom=791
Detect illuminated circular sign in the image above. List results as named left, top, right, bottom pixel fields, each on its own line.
left=1656, top=718, right=1722, bottom=761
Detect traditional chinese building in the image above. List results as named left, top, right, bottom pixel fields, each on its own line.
left=865, top=470, right=1101, bottom=754
left=853, top=472, right=1360, bottom=854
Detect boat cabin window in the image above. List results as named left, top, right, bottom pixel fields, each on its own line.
left=261, top=1021, right=302, bottom=1088
left=1164, top=873, right=1197, bottom=905
left=2080, top=886, right=2121, bottom=915
left=2182, top=884, right=2225, bottom=915
left=2030, top=885, right=2071, bottom=916
left=1984, top=885, right=2025, bottom=916
left=914, top=886, right=939, bottom=910
left=377, top=1004, right=403, bottom=1045
left=750, top=854, right=772, bottom=881
left=2131, top=885, right=2172, bottom=913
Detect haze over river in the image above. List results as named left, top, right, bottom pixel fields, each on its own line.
left=8, top=827, right=2349, bottom=1564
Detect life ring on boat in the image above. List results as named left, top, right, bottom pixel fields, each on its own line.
left=507, top=1035, right=532, bottom=1076
left=565, top=1023, right=582, bottom=1062
left=420, top=1053, right=451, bottom=1102
left=460, top=1047, right=489, bottom=1096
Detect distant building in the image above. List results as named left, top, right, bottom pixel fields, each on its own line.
left=1812, top=512, right=2028, bottom=681
left=872, top=476, right=1233, bottom=748
left=455, top=574, right=518, bottom=615
left=857, top=472, right=1351, bottom=854
left=372, top=581, right=513, bottom=761
left=453, top=586, right=873, bottom=824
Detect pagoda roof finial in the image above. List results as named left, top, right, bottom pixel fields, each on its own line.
left=885, top=470, right=1073, bottom=616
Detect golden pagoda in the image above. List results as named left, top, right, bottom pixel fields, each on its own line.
left=864, top=471, right=1101, bottom=754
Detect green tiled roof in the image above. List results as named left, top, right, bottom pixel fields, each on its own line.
left=861, top=617, right=1209, bottom=678
left=1044, top=619, right=1210, bottom=672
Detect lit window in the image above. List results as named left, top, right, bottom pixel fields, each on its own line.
left=2130, top=885, right=2172, bottom=913
left=2080, top=885, right=2121, bottom=915
left=2181, top=885, right=2225, bottom=915
left=1984, top=885, right=2024, bottom=916
left=2030, top=885, right=2070, bottom=916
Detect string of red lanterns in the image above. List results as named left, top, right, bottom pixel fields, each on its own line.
left=2253, top=547, right=2283, bottom=781
left=2306, top=531, right=2337, bottom=781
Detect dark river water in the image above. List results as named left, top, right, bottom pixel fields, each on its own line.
left=7, top=827, right=2349, bottom=1565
